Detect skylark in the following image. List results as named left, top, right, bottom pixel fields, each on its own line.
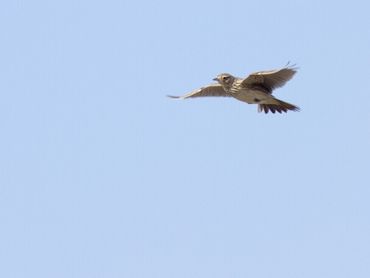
left=168, top=65, right=299, bottom=113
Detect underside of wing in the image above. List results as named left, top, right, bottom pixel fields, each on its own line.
left=241, top=66, right=298, bottom=92
left=167, top=83, right=229, bottom=99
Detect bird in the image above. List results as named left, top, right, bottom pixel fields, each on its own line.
left=168, top=65, right=300, bottom=113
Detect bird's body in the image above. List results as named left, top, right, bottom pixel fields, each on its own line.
left=228, top=78, right=271, bottom=103
left=168, top=65, right=300, bottom=113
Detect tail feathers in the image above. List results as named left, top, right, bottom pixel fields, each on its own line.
left=258, top=99, right=300, bottom=114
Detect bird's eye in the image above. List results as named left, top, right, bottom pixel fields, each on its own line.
left=222, top=76, right=229, bottom=81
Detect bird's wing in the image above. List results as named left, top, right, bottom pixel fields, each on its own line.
left=167, top=83, right=230, bottom=99
left=241, top=66, right=297, bottom=92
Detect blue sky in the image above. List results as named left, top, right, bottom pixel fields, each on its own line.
left=1, top=0, right=370, bottom=277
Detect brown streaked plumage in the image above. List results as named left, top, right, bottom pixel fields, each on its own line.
left=168, top=65, right=300, bottom=114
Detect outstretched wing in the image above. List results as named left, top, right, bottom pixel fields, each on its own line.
left=167, top=83, right=229, bottom=99
left=241, top=66, right=297, bottom=93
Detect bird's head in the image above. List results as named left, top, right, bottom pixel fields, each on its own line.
left=213, top=73, right=235, bottom=88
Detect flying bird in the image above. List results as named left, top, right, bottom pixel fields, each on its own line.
left=168, top=65, right=300, bottom=113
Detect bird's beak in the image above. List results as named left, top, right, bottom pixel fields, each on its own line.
left=213, top=77, right=218, bottom=81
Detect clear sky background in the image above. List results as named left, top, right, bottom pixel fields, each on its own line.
left=1, top=0, right=370, bottom=277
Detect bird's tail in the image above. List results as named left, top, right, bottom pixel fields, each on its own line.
left=258, top=98, right=300, bottom=114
